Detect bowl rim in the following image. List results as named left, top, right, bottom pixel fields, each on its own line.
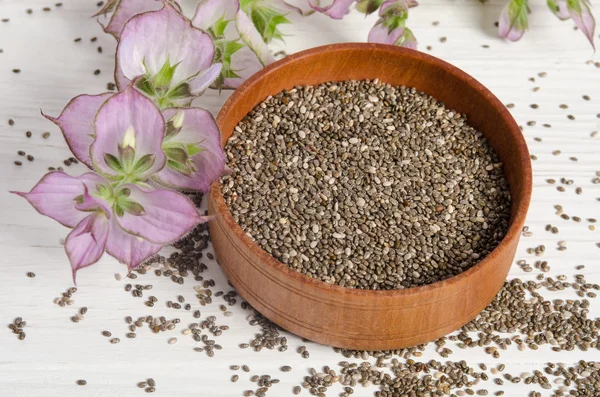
left=211, top=42, right=533, bottom=298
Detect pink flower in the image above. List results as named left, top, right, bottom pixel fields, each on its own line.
left=43, top=86, right=226, bottom=193
left=13, top=172, right=204, bottom=282
left=16, top=86, right=211, bottom=281
left=116, top=2, right=221, bottom=107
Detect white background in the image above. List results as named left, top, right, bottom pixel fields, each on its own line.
left=1, top=0, right=599, bottom=396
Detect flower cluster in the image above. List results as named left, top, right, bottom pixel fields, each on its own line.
left=15, top=2, right=233, bottom=281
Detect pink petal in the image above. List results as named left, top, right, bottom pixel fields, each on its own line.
left=116, top=2, right=215, bottom=95
left=498, top=1, right=527, bottom=41
left=115, top=184, right=206, bottom=244
left=153, top=108, right=227, bottom=191
left=11, top=172, right=106, bottom=228
left=309, top=0, right=355, bottom=19
left=91, top=85, right=166, bottom=179
left=105, top=221, right=163, bottom=269
left=192, top=0, right=240, bottom=31
left=65, top=214, right=109, bottom=283
left=236, top=10, right=275, bottom=66
left=42, top=93, right=113, bottom=168
left=223, top=46, right=264, bottom=89
left=569, top=0, right=596, bottom=49
left=103, top=0, right=165, bottom=38
left=281, top=0, right=316, bottom=15
left=368, top=22, right=404, bottom=45
left=188, top=63, right=223, bottom=96
left=74, top=183, right=112, bottom=218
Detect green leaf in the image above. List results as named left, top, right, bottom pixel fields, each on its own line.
left=135, top=76, right=156, bottom=97
left=213, top=16, right=233, bottom=38
left=168, top=83, right=192, bottom=99
left=249, top=4, right=290, bottom=44
left=115, top=205, right=125, bottom=217
left=167, top=158, right=194, bottom=175
left=356, top=0, right=385, bottom=14
left=154, top=59, right=179, bottom=88
left=118, top=145, right=136, bottom=170
left=120, top=199, right=146, bottom=216
left=263, top=14, right=290, bottom=43
left=104, top=153, right=123, bottom=172
left=73, top=194, right=84, bottom=204
left=134, top=154, right=156, bottom=174
left=224, top=40, right=246, bottom=64
left=186, top=143, right=204, bottom=157
left=164, top=146, right=189, bottom=164
left=165, top=121, right=182, bottom=140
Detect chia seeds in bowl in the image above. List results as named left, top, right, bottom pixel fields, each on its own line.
left=221, top=79, right=511, bottom=290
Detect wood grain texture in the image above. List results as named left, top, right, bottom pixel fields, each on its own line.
left=209, top=44, right=532, bottom=350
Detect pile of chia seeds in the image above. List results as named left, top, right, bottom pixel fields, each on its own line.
left=222, top=79, right=512, bottom=290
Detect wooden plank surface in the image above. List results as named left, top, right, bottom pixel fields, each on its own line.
left=0, top=0, right=599, bottom=396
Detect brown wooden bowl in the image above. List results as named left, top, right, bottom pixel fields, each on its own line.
left=208, top=43, right=532, bottom=350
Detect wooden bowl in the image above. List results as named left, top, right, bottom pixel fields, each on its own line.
left=208, top=43, right=532, bottom=350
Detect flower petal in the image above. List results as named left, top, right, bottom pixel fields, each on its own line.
left=236, top=10, right=274, bottom=66
left=11, top=172, right=106, bottom=228
left=498, top=0, right=528, bottom=41
left=223, top=46, right=264, bottom=89
left=153, top=107, right=226, bottom=191
left=116, top=2, right=215, bottom=95
left=105, top=221, right=163, bottom=269
left=65, top=214, right=109, bottom=283
left=309, top=0, right=356, bottom=19
left=115, top=184, right=206, bottom=244
left=42, top=93, right=113, bottom=167
left=368, top=22, right=404, bottom=45
left=103, top=0, right=166, bottom=38
left=188, top=62, right=223, bottom=95
left=568, top=0, right=596, bottom=49
left=192, top=0, right=240, bottom=31
left=91, top=85, right=166, bottom=179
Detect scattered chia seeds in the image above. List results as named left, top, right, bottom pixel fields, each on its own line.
left=223, top=80, right=512, bottom=290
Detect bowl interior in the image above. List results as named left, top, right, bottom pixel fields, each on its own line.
left=214, top=43, right=532, bottom=293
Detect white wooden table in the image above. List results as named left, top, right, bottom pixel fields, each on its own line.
left=1, top=1, right=599, bottom=396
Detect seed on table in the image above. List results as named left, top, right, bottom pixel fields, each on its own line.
left=293, top=386, right=301, bottom=395
left=145, top=387, right=155, bottom=393
left=25, top=131, right=32, bottom=138
left=168, top=337, right=177, bottom=344
left=42, top=132, right=50, bottom=139
left=583, top=95, right=591, bottom=100
left=14, top=161, right=22, bottom=166
left=147, top=378, right=155, bottom=387
left=17, top=150, right=25, bottom=156
left=101, top=331, right=111, bottom=337
left=138, top=382, right=147, bottom=388
left=93, top=69, right=101, bottom=75
left=231, top=375, right=239, bottom=382
left=281, top=366, right=292, bottom=372
left=26, top=272, right=35, bottom=278
left=12, top=69, right=21, bottom=73
left=109, top=338, right=120, bottom=344
left=76, top=380, right=87, bottom=386
left=242, top=365, right=250, bottom=372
